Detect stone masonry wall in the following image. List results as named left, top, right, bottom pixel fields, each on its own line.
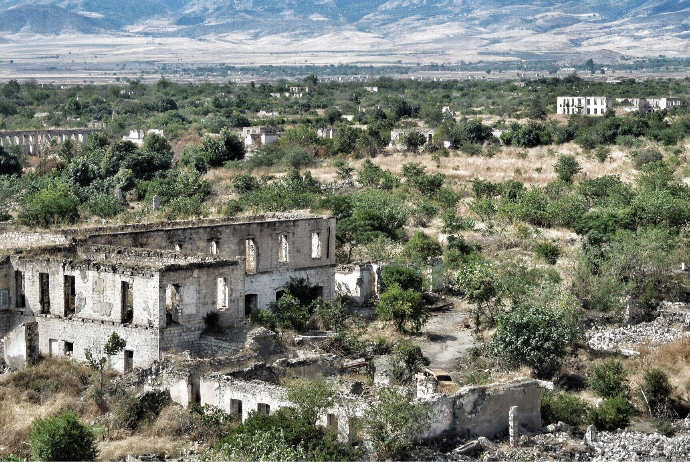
left=454, top=381, right=542, bottom=439
left=200, top=374, right=290, bottom=421
left=0, top=231, right=70, bottom=250
left=10, top=314, right=160, bottom=371
left=80, top=216, right=336, bottom=276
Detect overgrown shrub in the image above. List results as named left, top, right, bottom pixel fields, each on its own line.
left=535, top=241, right=561, bottom=265
left=554, top=155, right=581, bottom=183
left=379, top=264, right=424, bottom=293
left=588, top=360, right=629, bottom=399
left=376, top=283, right=429, bottom=333
left=390, top=340, right=430, bottom=384
left=19, top=181, right=80, bottom=227
left=587, top=395, right=634, bottom=431
left=639, top=368, right=673, bottom=415
left=29, top=412, right=98, bottom=461
left=540, top=390, right=591, bottom=429
left=632, top=148, right=663, bottom=169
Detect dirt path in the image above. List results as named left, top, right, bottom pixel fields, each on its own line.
left=416, top=299, right=479, bottom=371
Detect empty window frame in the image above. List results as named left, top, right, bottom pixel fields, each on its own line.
left=311, top=232, right=321, bottom=259
left=275, top=290, right=285, bottom=301
left=217, top=278, right=228, bottom=311
left=257, top=403, right=270, bottom=415
left=121, top=281, right=133, bottom=324
left=231, top=399, right=243, bottom=418
left=165, top=284, right=181, bottom=324
left=39, top=272, right=50, bottom=314
left=64, top=341, right=74, bottom=356
left=0, top=289, right=9, bottom=310
left=49, top=339, right=57, bottom=356
left=245, top=239, right=257, bottom=273
left=210, top=240, right=218, bottom=255
left=327, top=413, right=338, bottom=432
left=326, top=227, right=331, bottom=259
left=278, top=234, right=289, bottom=263
left=15, top=270, right=25, bottom=308
left=124, top=350, right=133, bottom=373
left=64, top=275, right=76, bottom=316
left=244, top=294, right=257, bottom=317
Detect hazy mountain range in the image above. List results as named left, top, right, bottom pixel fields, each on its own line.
left=1, top=0, right=690, bottom=61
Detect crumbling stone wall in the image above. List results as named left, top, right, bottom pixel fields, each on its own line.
left=454, top=381, right=541, bottom=439
left=335, top=263, right=376, bottom=305
left=10, top=313, right=160, bottom=372
left=200, top=374, right=291, bottom=421
left=0, top=231, right=70, bottom=250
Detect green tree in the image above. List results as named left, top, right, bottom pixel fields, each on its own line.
left=84, top=332, right=127, bottom=406
left=400, top=231, right=442, bottom=265
left=639, top=369, right=673, bottom=416
left=29, top=412, right=98, bottom=461
left=0, top=145, right=21, bottom=176
left=363, top=387, right=430, bottom=459
left=488, top=285, right=584, bottom=378
left=281, top=125, right=320, bottom=146
left=554, top=155, right=582, bottom=183
left=588, top=359, right=629, bottom=399
left=380, top=264, right=424, bottom=293
left=376, top=283, right=429, bottom=333
left=400, top=130, right=426, bottom=152
left=19, top=181, right=80, bottom=227
left=286, top=376, right=335, bottom=426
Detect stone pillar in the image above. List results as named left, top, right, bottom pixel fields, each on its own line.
left=509, top=406, right=519, bottom=447
left=584, top=425, right=596, bottom=445
left=152, top=195, right=160, bottom=211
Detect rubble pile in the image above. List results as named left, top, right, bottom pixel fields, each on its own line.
left=587, top=307, right=690, bottom=355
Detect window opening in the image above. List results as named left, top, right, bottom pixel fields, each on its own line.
left=49, top=339, right=57, bottom=356
left=217, top=278, right=228, bottom=311
left=245, top=239, right=257, bottom=273
left=165, top=284, right=180, bottom=324
left=39, top=272, right=50, bottom=314
left=326, top=227, right=331, bottom=259
left=121, top=281, right=133, bottom=324
left=64, top=341, right=74, bottom=356
left=231, top=399, right=243, bottom=418
left=210, top=240, right=218, bottom=255
left=124, top=350, right=133, bottom=373
left=278, top=234, right=289, bottom=263
left=327, top=413, right=338, bottom=431
left=257, top=403, right=270, bottom=415
left=64, top=275, right=76, bottom=316
left=275, top=290, right=285, bottom=301
left=14, top=270, right=24, bottom=308
left=311, top=232, right=321, bottom=259
left=244, top=294, right=257, bottom=316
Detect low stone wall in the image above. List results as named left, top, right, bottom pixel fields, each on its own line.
left=0, top=231, right=70, bottom=250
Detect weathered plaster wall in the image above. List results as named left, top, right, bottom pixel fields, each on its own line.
left=244, top=267, right=334, bottom=310
left=0, top=231, right=70, bottom=250
left=3, top=321, right=38, bottom=369
left=200, top=374, right=290, bottom=421
left=455, top=381, right=542, bottom=439
left=335, top=263, right=376, bottom=305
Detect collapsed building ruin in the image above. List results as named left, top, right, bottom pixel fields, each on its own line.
left=0, top=214, right=336, bottom=371
left=0, top=214, right=543, bottom=447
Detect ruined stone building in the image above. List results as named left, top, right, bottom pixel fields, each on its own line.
left=557, top=96, right=612, bottom=116
left=615, top=97, right=683, bottom=113
left=0, top=215, right=336, bottom=371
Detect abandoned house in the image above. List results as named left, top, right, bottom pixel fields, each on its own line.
left=615, top=97, right=683, bottom=113
left=556, top=96, right=612, bottom=116
left=389, top=128, right=436, bottom=149
left=0, top=214, right=336, bottom=371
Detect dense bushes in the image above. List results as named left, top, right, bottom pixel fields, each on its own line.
left=540, top=390, right=591, bottom=429
left=29, top=412, right=98, bottom=461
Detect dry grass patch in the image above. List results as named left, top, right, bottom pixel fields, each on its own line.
left=98, top=436, right=187, bottom=461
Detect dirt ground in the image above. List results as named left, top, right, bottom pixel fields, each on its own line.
left=415, top=298, right=480, bottom=372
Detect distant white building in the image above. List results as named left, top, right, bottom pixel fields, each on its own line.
left=557, top=96, right=612, bottom=116
left=390, top=128, right=435, bottom=149
left=242, top=126, right=281, bottom=149
left=317, top=128, right=338, bottom=140
left=122, top=129, right=164, bottom=146
left=615, top=97, right=682, bottom=113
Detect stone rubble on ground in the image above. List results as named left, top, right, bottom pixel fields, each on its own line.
left=587, top=306, right=690, bottom=355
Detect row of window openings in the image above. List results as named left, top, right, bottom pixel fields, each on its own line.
left=230, top=399, right=337, bottom=429
left=207, top=232, right=329, bottom=273
left=561, top=98, right=606, bottom=106
left=15, top=271, right=134, bottom=323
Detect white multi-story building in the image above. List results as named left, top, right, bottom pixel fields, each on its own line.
left=557, top=96, right=612, bottom=116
